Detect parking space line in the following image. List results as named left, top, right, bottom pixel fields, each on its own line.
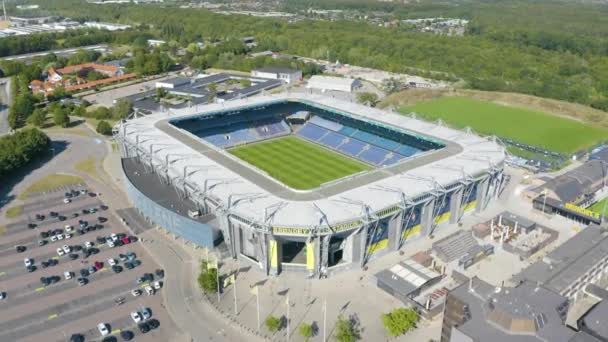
left=111, top=329, right=121, bottom=335
left=47, top=314, right=58, bottom=320
left=35, top=287, right=45, bottom=292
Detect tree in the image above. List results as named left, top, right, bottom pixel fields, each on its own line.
left=94, top=106, right=112, bottom=120
left=30, top=108, right=46, bottom=127
left=112, top=99, right=133, bottom=120
left=381, top=308, right=419, bottom=337
left=299, top=322, right=314, bottom=341
left=197, top=261, right=218, bottom=293
left=335, top=316, right=360, bottom=342
left=356, top=92, right=379, bottom=107
left=0, top=128, right=50, bottom=177
left=381, top=78, right=405, bottom=94
left=53, top=107, right=70, bottom=128
left=265, top=315, right=281, bottom=333
left=96, top=120, right=112, bottom=135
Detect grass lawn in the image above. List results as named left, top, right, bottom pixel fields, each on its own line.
left=18, top=174, right=84, bottom=200
left=229, top=136, right=370, bottom=190
left=74, top=157, right=99, bottom=179
left=402, top=97, right=608, bottom=154
left=589, top=198, right=608, bottom=218
left=5, top=205, right=23, bottom=219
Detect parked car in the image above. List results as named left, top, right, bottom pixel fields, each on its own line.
left=62, top=245, right=71, bottom=254
left=49, top=211, right=58, bottom=218
left=64, top=271, right=73, bottom=280
left=85, top=241, right=94, bottom=248
left=38, top=240, right=47, bottom=247
left=112, top=265, right=123, bottom=274
left=119, top=254, right=128, bottom=262
left=26, top=265, right=36, bottom=272
left=0, top=292, right=5, bottom=300
left=27, top=223, right=37, bottom=229
left=97, top=323, right=110, bottom=336
left=50, top=236, right=58, bottom=242
left=58, top=215, right=67, bottom=221
left=94, top=261, right=103, bottom=270
left=132, top=260, right=142, bottom=267
left=88, top=266, right=97, bottom=274
left=80, top=269, right=89, bottom=277
left=119, top=330, right=134, bottom=341
left=147, top=319, right=160, bottom=329
left=65, top=233, right=72, bottom=239
left=78, top=278, right=88, bottom=286
left=15, top=245, right=26, bottom=253
left=141, top=307, right=152, bottom=320
left=68, top=253, right=79, bottom=260
left=137, top=322, right=150, bottom=334
left=124, top=262, right=134, bottom=270
left=131, top=289, right=142, bottom=297
left=56, top=248, right=65, bottom=256
left=153, top=281, right=162, bottom=290
left=24, top=258, right=33, bottom=267
left=63, top=198, right=71, bottom=204
left=65, top=225, right=73, bottom=232
left=39, top=231, right=49, bottom=239
left=41, top=261, right=49, bottom=269
left=108, top=258, right=117, bottom=266
left=144, top=285, right=155, bottom=296
left=130, top=311, right=142, bottom=323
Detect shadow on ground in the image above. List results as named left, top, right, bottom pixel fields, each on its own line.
left=0, top=139, right=70, bottom=210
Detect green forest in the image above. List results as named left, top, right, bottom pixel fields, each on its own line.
left=14, top=0, right=608, bottom=112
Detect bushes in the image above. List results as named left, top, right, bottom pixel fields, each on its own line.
left=381, top=307, right=419, bottom=337
left=0, top=128, right=50, bottom=177
left=299, top=322, right=314, bottom=341
left=197, top=261, right=218, bottom=294
left=335, top=315, right=360, bottom=342
left=265, top=315, right=281, bottom=333
left=96, top=120, right=113, bottom=135
left=29, top=109, right=46, bottom=127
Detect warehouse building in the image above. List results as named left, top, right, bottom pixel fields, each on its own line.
left=251, top=67, right=302, bottom=84
left=307, top=75, right=362, bottom=93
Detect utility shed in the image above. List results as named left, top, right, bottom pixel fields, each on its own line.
left=307, top=75, right=361, bottom=93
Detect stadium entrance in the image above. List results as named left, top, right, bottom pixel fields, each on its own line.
left=282, top=241, right=307, bottom=264
left=329, top=236, right=345, bottom=267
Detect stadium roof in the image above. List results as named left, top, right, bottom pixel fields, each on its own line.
left=118, top=93, right=505, bottom=230
left=531, top=160, right=607, bottom=203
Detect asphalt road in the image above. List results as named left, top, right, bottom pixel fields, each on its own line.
left=0, top=77, right=11, bottom=135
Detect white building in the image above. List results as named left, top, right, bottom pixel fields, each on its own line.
left=84, top=22, right=131, bottom=31
left=307, top=75, right=362, bottom=93
left=147, top=39, right=166, bottom=47
left=251, top=67, right=302, bottom=84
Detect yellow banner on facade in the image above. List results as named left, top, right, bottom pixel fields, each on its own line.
left=270, top=240, right=278, bottom=269
left=306, top=242, right=315, bottom=271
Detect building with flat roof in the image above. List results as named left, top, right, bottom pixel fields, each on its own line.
left=440, top=277, right=601, bottom=342
left=307, top=75, right=362, bottom=93
left=515, top=224, right=608, bottom=301
left=251, top=67, right=302, bottom=84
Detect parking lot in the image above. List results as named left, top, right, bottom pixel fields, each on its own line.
left=0, top=185, right=178, bottom=342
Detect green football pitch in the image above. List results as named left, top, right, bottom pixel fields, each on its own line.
left=229, top=136, right=371, bottom=190
left=402, top=97, right=608, bottom=154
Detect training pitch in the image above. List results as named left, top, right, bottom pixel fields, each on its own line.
left=229, top=136, right=370, bottom=190
left=403, top=97, right=608, bottom=154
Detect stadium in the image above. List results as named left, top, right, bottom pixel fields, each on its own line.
left=114, top=93, right=506, bottom=277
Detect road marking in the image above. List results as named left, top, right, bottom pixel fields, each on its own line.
left=47, top=314, right=58, bottom=320
left=35, top=287, right=45, bottom=292
left=111, top=329, right=121, bottom=335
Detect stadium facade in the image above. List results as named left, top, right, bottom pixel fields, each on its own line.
left=114, top=93, right=506, bottom=277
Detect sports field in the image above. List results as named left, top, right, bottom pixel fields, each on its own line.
left=229, top=136, right=370, bottom=190
left=589, top=198, right=608, bottom=218
left=402, top=97, right=608, bottom=154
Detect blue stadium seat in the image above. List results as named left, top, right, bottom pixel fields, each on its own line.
left=319, top=132, right=347, bottom=148
left=338, top=139, right=367, bottom=156
left=397, top=145, right=421, bottom=157
left=380, top=154, right=404, bottom=166
left=338, top=126, right=357, bottom=136
left=297, top=124, right=328, bottom=141
left=359, top=146, right=391, bottom=165
left=374, top=136, right=401, bottom=151
left=309, top=116, right=343, bottom=132
left=351, top=130, right=379, bottom=145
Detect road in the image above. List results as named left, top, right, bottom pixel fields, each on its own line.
left=0, top=44, right=109, bottom=65
left=0, top=77, right=11, bottom=135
